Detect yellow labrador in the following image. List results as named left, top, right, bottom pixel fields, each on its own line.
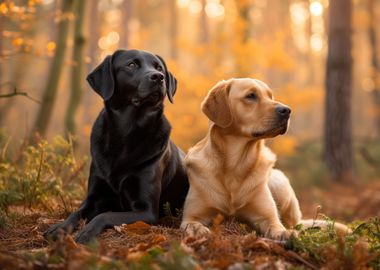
left=181, top=78, right=349, bottom=240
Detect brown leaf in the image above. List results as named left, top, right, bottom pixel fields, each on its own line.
left=116, top=221, right=151, bottom=235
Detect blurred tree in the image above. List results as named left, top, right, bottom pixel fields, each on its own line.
left=0, top=14, right=4, bottom=125
left=199, top=0, right=209, bottom=44
left=368, top=0, right=380, bottom=135
left=120, top=0, right=133, bottom=49
left=169, top=0, right=177, bottom=59
left=88, top=0, right=99, bottom=71
left=234, top=0, right=251, bottom=75
left=324, top=0, right=354, bottom=183
left=0, top=1, right=42, bottom=125
left=32, top=0, right=75, bottom=138
left=235, top=0, right=250, bottom=42
left=0, top=13, right=2, bottom=88
left=65, top=0, right=86, bottom=136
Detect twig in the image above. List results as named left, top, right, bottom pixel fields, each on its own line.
left=1, top=136, right=11, bottom=161
left=260, top=237, right=286, bottom=245
left=286, top=250, right=320, bottom=270
left=58, top=193, right=70, bottom=215
left=0, top=87, right=40, bottom=103
left=312, top=205, right=322, bottom=228
left=259, top=237, right=320, bottom=270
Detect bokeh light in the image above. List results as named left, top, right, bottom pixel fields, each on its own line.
left=310, top=1, right=323, bottom=17
left=310, top=34, right=324, bottom=52
left=177, top=0, right=191, bottom=8
left=189, top=0, right=202, bottom=14
left=107, top=31, right=120, bottom=45
left=205, top=0, right=224, bottom=18
left=290, top=2, right=309, bottom=24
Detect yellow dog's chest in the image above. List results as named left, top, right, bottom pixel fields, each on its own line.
left=209, top=172, right=267, bottom=216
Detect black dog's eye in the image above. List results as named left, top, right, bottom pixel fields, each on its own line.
left=246, top=93, right=258, bottom=101
left=154, top=63, right=163, bottom=72
left=127, top=62, right=137, bottom=69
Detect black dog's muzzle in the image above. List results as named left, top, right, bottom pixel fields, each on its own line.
left=131, top=88, right=165, bottom=107
left=131, top=72, right=166, bottom=107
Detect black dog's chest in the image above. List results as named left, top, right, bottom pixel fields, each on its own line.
left=92, top=132, right=166, bottom=190
left=94, top=151, right=162, bottom=212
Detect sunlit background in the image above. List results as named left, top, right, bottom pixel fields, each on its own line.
left=1, top=0, right=380, bottom=214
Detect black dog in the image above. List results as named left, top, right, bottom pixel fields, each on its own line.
left=45, top=50, right=189, bottom=243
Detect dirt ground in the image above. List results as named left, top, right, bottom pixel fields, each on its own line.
left=0, top=181, right=379, bottom=270
left=0, top=214, right=317, bottom=269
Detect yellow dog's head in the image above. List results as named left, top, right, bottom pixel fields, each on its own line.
left=202, top=78, right=291, bottom=139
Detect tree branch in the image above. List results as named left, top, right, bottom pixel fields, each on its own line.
left=0, top=87, right=40, bottom=104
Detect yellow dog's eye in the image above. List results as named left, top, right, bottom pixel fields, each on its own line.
left=246, top=93, right=258, bottom=101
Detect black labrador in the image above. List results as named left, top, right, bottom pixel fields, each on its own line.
left=45, top=50, right=189, bottom=243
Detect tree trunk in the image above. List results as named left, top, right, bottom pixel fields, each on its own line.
left=235, top=0, right=251, bottom=43
left=0, top=14, right=4, bottom=126
left=64, top=0, right=86, bottom=135
left=324, top=0, right=354, bottom=183
left=0, top=14, right=2, bottom=94
left=368, top=0, right=380, bottom=135
left=87, top=0, right=99, bottom=71
left=199, top=0, right=209, bottom=44
left=32, top=0, right=75, bottom=138
left=169, top=0, right=177, bottom=59
left=234, top=0, right=251, bottom=76
left=120, top=0, right=133, bottom=49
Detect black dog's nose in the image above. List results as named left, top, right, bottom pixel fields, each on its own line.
left=276, top=105, right=291, bottom=118
left=150, top=72, right=164, bottom=82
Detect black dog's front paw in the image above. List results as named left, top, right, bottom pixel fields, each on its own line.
left=44, top=222, right=73, bottom=240
left=74, top=231, right=92, bottom=244
left=74, top=215, right=106, bottom=244
left=74, top=227, right=99, bottom=244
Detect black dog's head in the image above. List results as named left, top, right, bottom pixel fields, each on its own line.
left=87, top=50, right=177, bottom=108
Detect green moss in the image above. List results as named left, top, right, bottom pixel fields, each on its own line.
left=288, top=217, right=380, bottom=267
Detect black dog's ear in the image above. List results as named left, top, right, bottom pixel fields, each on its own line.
left=87, top=55, right=115, bottom=100
left=156, top=54, right=177, bottom=103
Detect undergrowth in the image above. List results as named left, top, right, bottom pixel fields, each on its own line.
left=290, top=217, right=380, bottom=269
left=0, top=135, right=88, bottom=225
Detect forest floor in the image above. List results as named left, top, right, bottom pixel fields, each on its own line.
left=0, top=180, right=380, bottom=270
left=0, top=137, right=379, bottom=269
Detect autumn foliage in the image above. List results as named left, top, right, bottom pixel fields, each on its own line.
left=1, top=0, right=380, bottom=269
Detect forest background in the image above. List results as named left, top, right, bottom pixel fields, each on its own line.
left=0, top=0, right=380, bottom=269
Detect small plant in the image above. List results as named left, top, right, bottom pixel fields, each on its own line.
left=289, top=217, right=380, bottom=268
left=163, top=202, right=172, bottom=217
left=0, top=136, right=88, bottom=213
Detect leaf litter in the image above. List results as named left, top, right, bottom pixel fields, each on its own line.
left=0, top=206, right=379, bottom=269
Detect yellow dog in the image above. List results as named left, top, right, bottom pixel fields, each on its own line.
left=181, top=78, right=350, bottom=240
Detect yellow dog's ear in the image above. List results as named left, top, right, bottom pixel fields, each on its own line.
left=201, top=80, right=232, bottom=128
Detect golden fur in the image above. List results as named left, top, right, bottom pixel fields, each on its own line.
left=181, top=78, right=350, bottom=240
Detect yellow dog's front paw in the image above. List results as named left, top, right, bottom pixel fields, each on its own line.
left=266, top=228, right=298, bottom=240
left=181, top=222, right=211, bottom=238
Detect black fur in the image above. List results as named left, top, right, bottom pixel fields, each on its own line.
left=45, top=50, right=189, bottom=243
